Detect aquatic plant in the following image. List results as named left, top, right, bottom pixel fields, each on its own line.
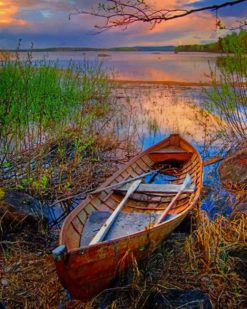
left=147, top=117, right=159, bottom=135
left=204, top=31, right=247, bottom=147
left=0, top=48, right=116, bottom=199
left=0, top=50, right=111, bottom=153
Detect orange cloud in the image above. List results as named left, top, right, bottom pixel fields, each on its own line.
left=126, top=6, right=217, bottom=46
left=149, top=12, right=215, bottom=34
left=147, top=0, right=197, bottom=10
left=138, top=0, right=216, bottom=35
left=0, top=1, right=27, bottom=27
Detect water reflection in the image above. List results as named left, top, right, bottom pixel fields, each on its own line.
left=29, top=51, right=219, bottom=83
left=48, top=83, right=232, bottom=224
left=115, top=83, right=218, bottom=148
left=115, top=83, right=233, bottom=217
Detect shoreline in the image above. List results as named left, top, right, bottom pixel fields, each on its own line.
left=111, top=79, right=211, bottom=87
left=111, top=79, right=246, bottom=87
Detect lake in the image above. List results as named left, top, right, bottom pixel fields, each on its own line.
left=30, top=51, right=231, bottom=220
left=30, top=51, right=220, bottom=83
left=113, top=83, right=232, bottom=218
left=27, top=51, right=224, bottom=150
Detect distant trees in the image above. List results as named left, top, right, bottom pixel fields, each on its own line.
left=175, top=43, right=217, bottom=53
left=175, top=30, right=247, bottom=53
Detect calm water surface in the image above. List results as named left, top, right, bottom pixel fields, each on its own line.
left=31, top=51, right=220, bottom=83
left=116, top=83, right=232, bottom=217
left=37, top=51, right=231, bottom=220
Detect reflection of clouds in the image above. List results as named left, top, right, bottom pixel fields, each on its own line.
left=20, top=50, right=218, bottom=83
left=116, top=84, right=220, bottom=144
left=103, top=52, right=217, bottom=82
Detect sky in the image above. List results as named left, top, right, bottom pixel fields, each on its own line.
left=0, top=0, right=246, bottom=49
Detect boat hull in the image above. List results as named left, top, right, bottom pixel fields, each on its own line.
left=55, top=210, right=189, bottom=301
left=53, top=134, right=203, bottom=301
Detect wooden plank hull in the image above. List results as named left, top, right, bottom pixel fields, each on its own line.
left=53, top=134, right=203, bottom=301
left=55, top=211, right=188, bottom=301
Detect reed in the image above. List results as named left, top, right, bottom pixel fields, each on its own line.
left=0, top=48, right=117, bottom=199
left=88, top=211, right=247, bottom=308
left=183, top=212, right=247, bottom=307
left=204, top=31, right=247, bottom=148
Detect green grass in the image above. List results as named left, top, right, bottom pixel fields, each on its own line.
left=0, top=51, right=111, bottom=152
left=204, top=30, right=247, bottom=145
left=0, top=50, right=114, bottom=198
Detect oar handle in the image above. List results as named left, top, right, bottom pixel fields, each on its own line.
left=156, top=190, right=182, bottom=224
left=91, top=170, right=157, bottom=194
left=156, top=173, right=192, bottom=225
left=89, top=179, right=142, bottom=245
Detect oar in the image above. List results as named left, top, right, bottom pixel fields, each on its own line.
left=89, top=179, right=142, bottom=245
left=91, top=170, right=158, bottom=194
left=49, top=170, right=158, bottom=208
left=155, top=174, right=192, bottom=225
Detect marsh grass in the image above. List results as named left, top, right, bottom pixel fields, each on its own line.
left=204, top=32, right=247, bottom=146
left=0, top=52, right=107, bottom=153
left=147, top=118, right=159, bottom=135
left=0, top=49, right=123, bottom=200
left=1, top=47, right=246, bottom=308
left=183, top=213, right=247, bottom=307
left=2, top=211, right=246, bottom=308
left=84, top=211, right=246, bottom=309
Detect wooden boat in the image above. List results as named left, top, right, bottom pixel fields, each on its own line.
left=53, top=134, right=203, bottom=301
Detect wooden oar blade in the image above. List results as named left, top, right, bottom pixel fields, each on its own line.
left=181, top=173, right=192, bottom=191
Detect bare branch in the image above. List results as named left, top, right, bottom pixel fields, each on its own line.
left=73, top=0, right=247, bottom=30
left=226, top=20, right=247, bottom=30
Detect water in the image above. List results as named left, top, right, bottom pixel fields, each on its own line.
left=40, top=51, right=233, bottom=222
left=114, top=83, right=217, bottom=147
left=29, top=51, right=219, bottom=83
left=113, top=83, right=233, bottom=218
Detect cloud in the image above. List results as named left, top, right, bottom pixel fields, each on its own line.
left=0, top=0, right=246, bottom=48
left=187, top=0, right=247, bottom=17
left=0, top=1, right=27, bottom=27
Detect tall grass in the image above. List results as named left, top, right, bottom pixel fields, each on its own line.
left=0, top=51, right=111, bottom=154
left=204, top=31, right=247, bottom=147
left=0, top=49, right=114, bottom=198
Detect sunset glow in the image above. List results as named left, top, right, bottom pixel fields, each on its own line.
left=0, top=1, right=27, bottom=26
left=0, top=0, right=246, bottom=48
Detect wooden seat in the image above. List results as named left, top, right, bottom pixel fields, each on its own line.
left=149, top=146, right=193, bottom=162
left=115, top=183, right=195, bottom=194
left=151, top=146, right=187, bottom=153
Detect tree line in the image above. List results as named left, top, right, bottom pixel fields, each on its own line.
left=175, top=30, right=247, bottom=53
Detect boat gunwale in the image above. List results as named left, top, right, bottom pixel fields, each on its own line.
left=59, top=134, right=203, bottom=255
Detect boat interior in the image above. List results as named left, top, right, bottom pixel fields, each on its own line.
left=61, top=135, right=202, bottom=249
